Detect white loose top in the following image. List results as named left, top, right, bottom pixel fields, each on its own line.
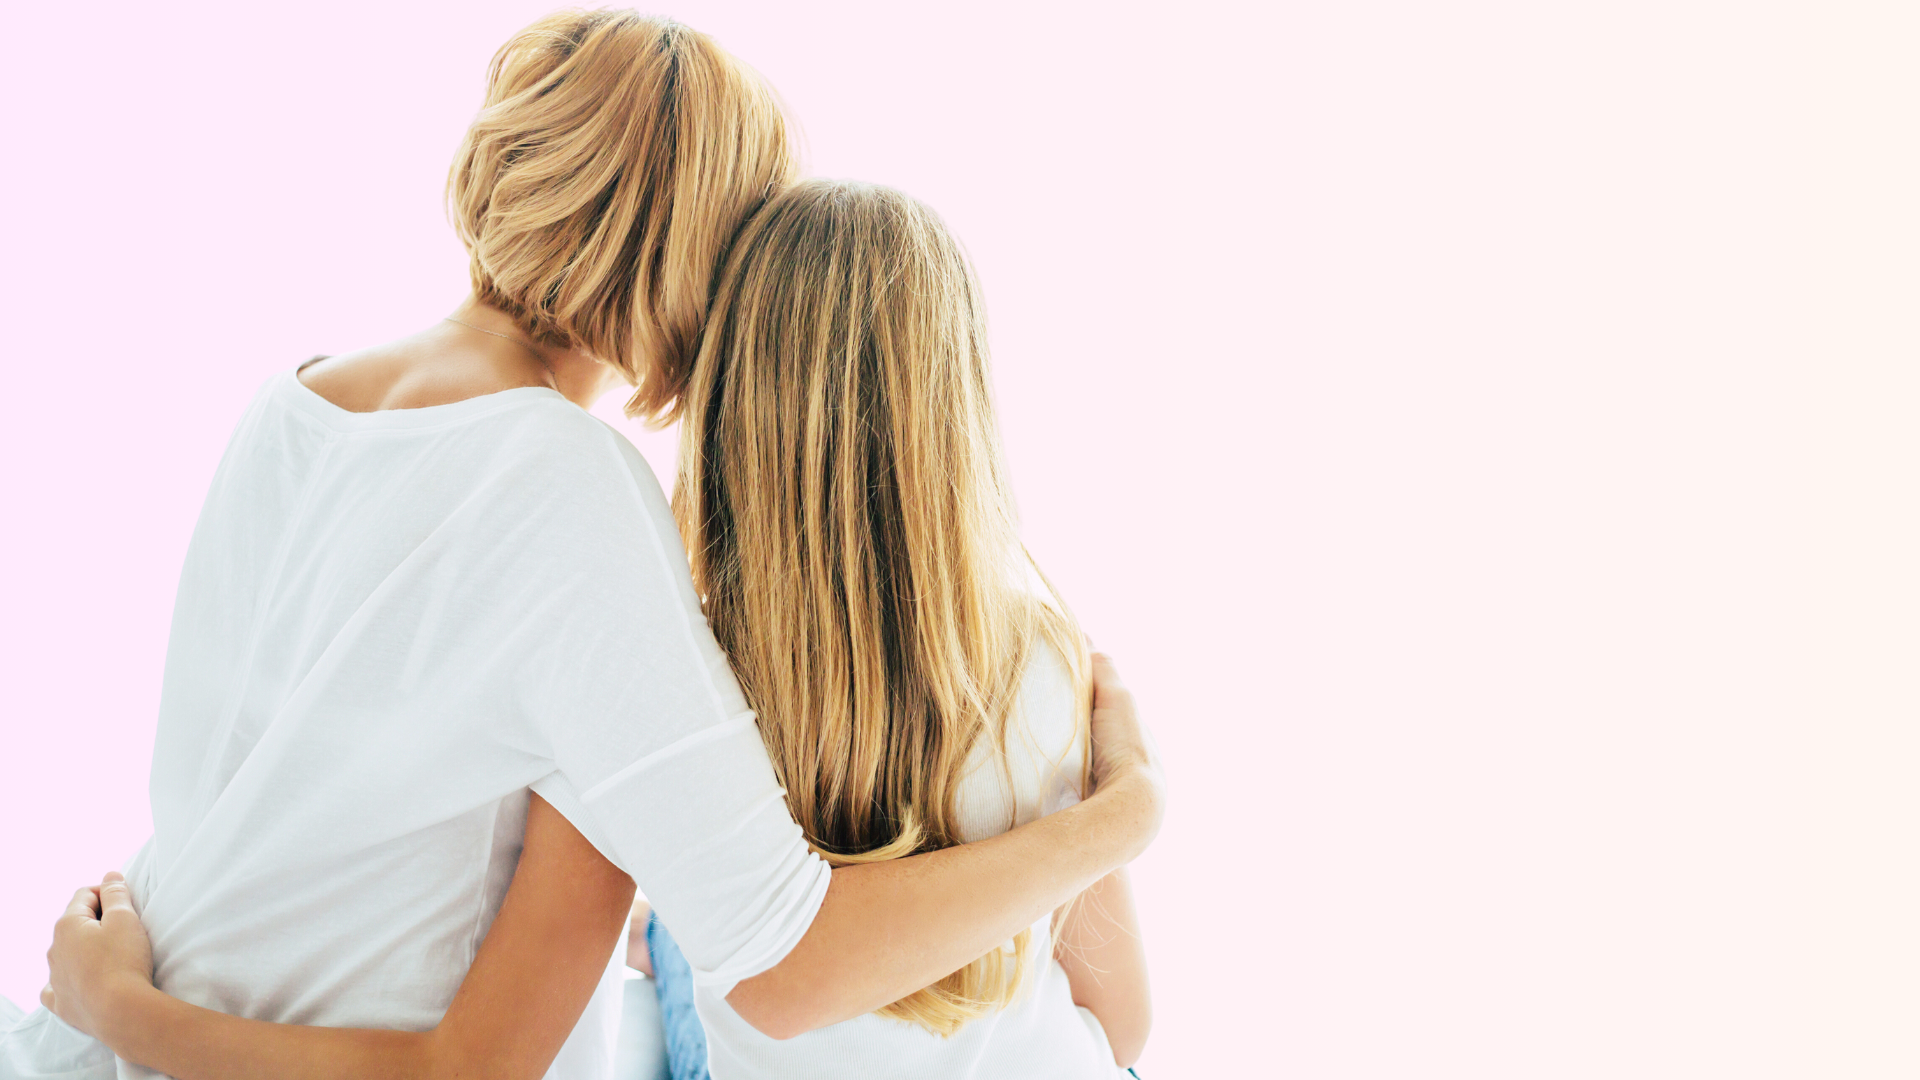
left=4, top=369, right=831, bottom=1080
left=695, top=644, right=1126, bottom=1080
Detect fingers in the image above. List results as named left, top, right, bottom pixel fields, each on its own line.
left=1086, top=649, right=1163, bottom=778
left=1090, top=651, right=1117, bottom=685
left=98, top=875, right=137, bottom=918
left=63, top=887, right=101, bottom=921
left=40, top=985, right=54, bottom=1011
left=1090, top=652, right=1133, bottom=708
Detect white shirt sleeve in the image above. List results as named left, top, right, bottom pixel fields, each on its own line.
left=501, top=415, right=829, bottom=997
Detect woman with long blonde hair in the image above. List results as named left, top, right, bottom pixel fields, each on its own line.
left=640, top=178, right=1152, bottom=1078
left=19, top=13, right=1162, bottom=1080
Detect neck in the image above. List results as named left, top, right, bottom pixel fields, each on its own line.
left=444, top=297, right=625, bottom=409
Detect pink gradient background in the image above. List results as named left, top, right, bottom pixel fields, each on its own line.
left=5, top=1, right=1918, bottom=1076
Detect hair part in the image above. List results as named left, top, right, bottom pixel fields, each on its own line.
left=447, top=8, right=796, bottom=423
left=676, top=179, right=1090, bottom=1035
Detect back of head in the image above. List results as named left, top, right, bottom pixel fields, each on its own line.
left=448, top=8, right=794, bottom=423
left=676, top=179, right=1089, bottom=1035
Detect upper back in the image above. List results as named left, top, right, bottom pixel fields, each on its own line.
left=952, top=639, right=1088, bottom=843
left=296, top=333, right=554, bottom=414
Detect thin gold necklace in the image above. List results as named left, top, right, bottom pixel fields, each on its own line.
left=444, top=315, right=555, bottom=379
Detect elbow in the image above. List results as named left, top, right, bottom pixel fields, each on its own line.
left=1106, top=1004, right=1153, bottom=1069
left=1110, top=1024, right=1150, bottom=1070
left=738, top=1009, right=809, bottom=1043
left=741, top=1014, right=802, bottom=1037
left=724, top=980, right=817, bottom=1041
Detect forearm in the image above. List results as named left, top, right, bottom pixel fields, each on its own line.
left=727, top=770, right=1159, bottom=1038
left=102, top=982, right=432, bottom=1080
left=78, top=794, right=631, bottom=1080
left=1057, top=868, right=1152, bottom=1067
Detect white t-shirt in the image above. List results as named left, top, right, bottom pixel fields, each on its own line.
left=695, top=643, right=1126, bottom=1080
left=1, top=369, right=830, bottom=1080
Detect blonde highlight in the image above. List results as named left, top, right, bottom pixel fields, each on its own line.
left=676, top=180, right=1090, bottom=1036
left=447, top=8, right=796, bottom=423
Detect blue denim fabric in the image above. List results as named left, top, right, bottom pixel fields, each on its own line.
left=646, top=913, right=713, bottom=1080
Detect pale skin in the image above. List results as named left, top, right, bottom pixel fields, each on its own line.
left=41, top=301, right=1164, bottom=1078
left=625, top=836, right=1152, bottom=1063
left=1054, top=868, right=1153, bottom=1067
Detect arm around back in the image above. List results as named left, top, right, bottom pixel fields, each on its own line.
left=726, top=652, right=1164, bottom=1039
left=50, top=656, right=1160, bottom=1061
left=50, top=794, right=634, bottom=1080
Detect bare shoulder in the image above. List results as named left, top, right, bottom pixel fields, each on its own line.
left=297, top=346, right=410, bottom=413
left=299, top=328, right=548, bottom=414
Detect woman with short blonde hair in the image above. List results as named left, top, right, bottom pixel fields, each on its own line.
left=447, top=8, right=794, bottom=422
left=20, top=12, right=1162, bottom=1080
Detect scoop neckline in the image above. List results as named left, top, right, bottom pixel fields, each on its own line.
left=278, top=361, right=569, bottom=431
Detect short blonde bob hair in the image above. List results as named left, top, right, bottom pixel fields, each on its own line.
left=448, top=8, right=795, bottom=423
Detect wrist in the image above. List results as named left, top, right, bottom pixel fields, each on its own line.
left=94, top=976, right=163, bottom=1056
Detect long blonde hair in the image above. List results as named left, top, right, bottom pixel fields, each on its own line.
left=675, top=180, right=1090, bottom=1035
left=447, top=8, right=795, bottom=423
